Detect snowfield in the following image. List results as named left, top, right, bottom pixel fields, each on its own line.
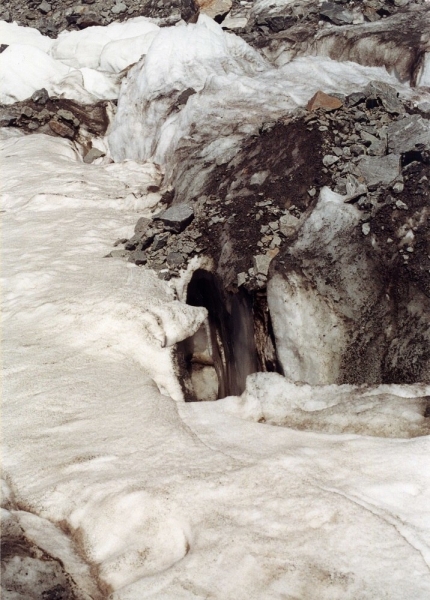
left=2, top=11, right=430, bottom=600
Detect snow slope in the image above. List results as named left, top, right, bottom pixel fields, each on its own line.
left=2, top=13, right=430, bottom=600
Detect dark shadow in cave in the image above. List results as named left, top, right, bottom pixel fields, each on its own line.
left=179, top=270, right=282, bottom=401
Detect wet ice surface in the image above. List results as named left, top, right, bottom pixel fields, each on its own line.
left=2, top=11, right=430, bottom=600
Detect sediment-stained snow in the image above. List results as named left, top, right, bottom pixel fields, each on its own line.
left=2, top=12, right=430, bottom=600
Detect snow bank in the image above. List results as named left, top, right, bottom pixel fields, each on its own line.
left=218, top=372, right=430, bottom=438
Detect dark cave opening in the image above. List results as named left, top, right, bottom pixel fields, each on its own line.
left=178, top=270, right=281, bottom=401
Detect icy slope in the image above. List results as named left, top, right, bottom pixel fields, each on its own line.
left=2, top=130, right=430, bottom=600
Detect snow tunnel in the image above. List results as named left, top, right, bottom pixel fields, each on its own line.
left=178, top=269, right=281, bottom=401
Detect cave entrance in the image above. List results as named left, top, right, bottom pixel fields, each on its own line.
left=178, top=270, right=281, bottom=401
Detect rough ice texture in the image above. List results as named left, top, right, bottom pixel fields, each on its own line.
left=2, top=11, right=430, bottom=600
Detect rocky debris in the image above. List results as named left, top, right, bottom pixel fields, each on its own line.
left=197, top=0, right=232, bottom=21
left=0, top=97, right=111, bottom=141
left=83, top=147, right=105, bottom=163
left=364, top=81, right=404, bottom=115
left=307, top=91, right=343, bottom=112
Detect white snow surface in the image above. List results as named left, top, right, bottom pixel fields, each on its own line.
left=3, top=130, right=430, bottom=600
left=2, top=14, right=430, bottom=600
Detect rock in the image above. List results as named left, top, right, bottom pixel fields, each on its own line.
left=181, top=0, right=200, bottom=23
left=48, top=119, right=75, bottom=139
left=38, top=1, right=51, bottom=14
left=320, top=2, right=354, bottom=25
left=152, top=233, right=170, bottom=251
left=395, top=199, right=408, bottom=210
left=0, top=44, right=9, bottom=53
left=362, top=223, right=371, bottom=236
left=176, top=88, right=197, bottom=107
left=237, top=272, right=247, bottom=287
left=134, top=217, right=151, bottom=235
left=31, top=88, right=49, bottom=105
left=357, top=154, right=401, bottom=188
left=387, top=115, right=430, bottom=154
left=307, top=91, right=343, bottom=112
left=364, top=81, right=404, bottom=114
left=21, top=106, right=34, bottom=118
left=279, top=213, right=300, bottom=238
left=111, top=2, right=127, bottom=14
left=107, top=249, right=130, bottom=258
left=132, top=251, right=147, bottom=265
left=323, top=154, right=340, bottom=167
left=57, top=109, right=76, bottom=122
left=197, top=0, right=232, bottom=20
left=418, top=102, right=430, bottom=115
left=392, top=181, right=404, bottom=194
left=166, top=252, right=185, bottom=267
left=125, top=234, right=143, bottom=250
left=253, top=253, right=274, bottom=276
left=154, top=203, right=194, bottom=233
left=83, top=148, right=105, bottom=164
left=346, top=92, right=366, bottom=107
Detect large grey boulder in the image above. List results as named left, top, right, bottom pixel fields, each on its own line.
left=387, top=115, right=430, bottom=154
left=154, top=203, right=194, bottom=233
left=356, top=154, right=401, bottom=188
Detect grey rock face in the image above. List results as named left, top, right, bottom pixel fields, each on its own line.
left=154, top=203, right=194, bottom=233
left=83, top=147, right=105, bottom=164
left=364, top=81, right=404, bottom=115
left=319, top=2, right=354, bottom=25
left=387, top=115, right=430, bottom=154
left=31, top=88, right=49, bottom=105
left=357, top=154, right=401, bottom=188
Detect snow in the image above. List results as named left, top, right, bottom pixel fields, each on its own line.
left=2, top=13, right=430, bottom=600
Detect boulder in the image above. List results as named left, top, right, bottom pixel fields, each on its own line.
left=356, top=154, right=401, bottom=188
left=307, top=91, right=343, bottom=112
left=154, top=203, right=194, bottom=233
left=387, top=115, right=430, bottom=154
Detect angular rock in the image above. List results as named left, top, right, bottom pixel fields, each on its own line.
left=181, top=0, right=200, bottom=23
left=357, top=154, right=401, bottom=188
left=237, top=272, right=247, bottom=287
left=132, top=251, right=147, bottom=265
left=387, top=115, right=430, bottom=154
left=323, top=154, right=340, bottom=167
left=320, top=2, right=354, bottom=25
left=197, top=0, right=232, bottom=20
left=364, top=81, right=404, bottom=114
left=154, top=203, right=194, bottom=233
left=0, top=44, right=9, bottom=54
left=279, top=213, right=300, bottom=238
left=134, top=217, right=151, bottom=235
left=31, top=88, right=49, bottom=105
left=307, top=91, right=343, bottom=112
left=38, top=1, right=51, bottom=14
left=253, top=253, right=274, bottom=276
left=48, top=119, right=75, bottom=139
left=111, top=2, right=127, bottom=15
left=83, top=148, right=105, bottom=164
left=152, top=233, right=169, bottom=251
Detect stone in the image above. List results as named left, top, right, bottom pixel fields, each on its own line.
left=152, top=233, right=169, bottom=251
left=57, top=109, right=75, bottom=122
left=38, top=1, right=51, bottom=13
left=323, top=154, right=340, bottom=167
left=320, top=2, right=354, bottom=25
left=166, top=252, right=185, bottom=267
left=176, top=88, right=197, bottom=107
left=197, top=0, right=232, bottom=20
left=21, top=106, right=34, bottom=118
left=362, top=223, right=371, bottom=236
left=107, top=249, right=130, bottom=258
left=346, top=92, right=366, bottom=107
left=307, top=91, right=343, bottom=112
left=279, top=213, right=299, bottom=238
left=111, top=2, right=127, bottom=14
left=0, top=44, right=9, bottom=53
left=154, top=203, right=194, bottom=233
left=125, top=234, right=143, bottom=250
left=48, top=119, right=75, bottom=139
left=83, top=148, right=105, bottom=164
left=181, top=0, right=200, bottom=22
left=395, top=199, right=408, bottom=210
left=31, top=88, right=49, bottom=105
left=364, top=81, right=404, bottom=114
left=253, top=253, right=274, bottom=276
left=357, top=154, right=401, bottom=188
left=392, top=181, right=404, bottom=194
left=134, top=217, right=151, bottom=235
left=237, top=272, right=247, bottom=287
left=132, top=251, right=147, bottom=265
left=418, top=102, right=430, bottom=115
left=387, top=115, right=430, bottom=154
